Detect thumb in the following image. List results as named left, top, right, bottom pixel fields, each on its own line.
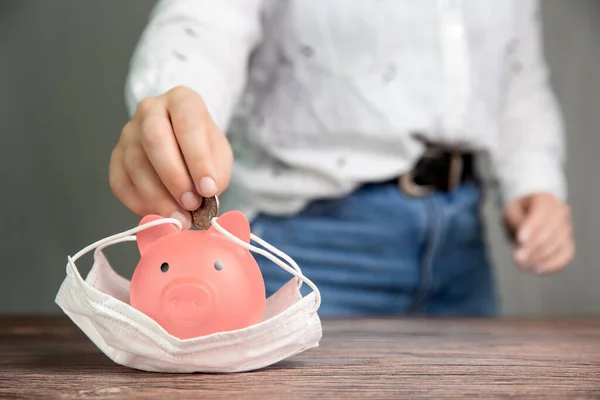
left=503, top=198, right=527, bottom=241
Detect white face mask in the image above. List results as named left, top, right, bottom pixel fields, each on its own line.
left=55, top=216, right=322, bottom=373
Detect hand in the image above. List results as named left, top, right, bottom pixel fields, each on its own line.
left=503, top=193, right=575, bottom=275
left=110, top=86, right=234, bottom=229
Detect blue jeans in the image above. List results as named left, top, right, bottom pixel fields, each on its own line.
left=250, top=181, right=499, bottom=317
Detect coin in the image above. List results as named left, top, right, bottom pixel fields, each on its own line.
left=192, top=196, right=220, bottom=230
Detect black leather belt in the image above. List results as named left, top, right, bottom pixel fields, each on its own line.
left=388, top=144, right=477, bottom=196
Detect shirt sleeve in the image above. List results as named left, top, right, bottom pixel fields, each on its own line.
left=493, top=0, right=567, bottom=205
left=124, top=0, right=265, bottom=131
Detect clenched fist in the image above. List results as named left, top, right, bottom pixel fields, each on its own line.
left=110, top=86, right=234, bottom=229
left=503, top=193, right=575, bottom=275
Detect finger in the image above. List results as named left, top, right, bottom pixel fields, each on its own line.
left=138, top=101, right=202, bottom=211
left=517, top=197, right=551, bottom=243
left=530, top=224, right=573, bottom=270
left=209, top=128, right=234, bottom=194
left=123, top=144, right=191, bottom=229
left=523, top=213, right=570, bottom=266
left=513, top=246, right=534, bottom=272
left=535, top=238, right=575, bottom=275
left=109, top=146, right=148, bottom=216
left=167, top=87, right=218, bottom=197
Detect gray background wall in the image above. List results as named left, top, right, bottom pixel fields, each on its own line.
left=0, top=0, right=598, bottom=315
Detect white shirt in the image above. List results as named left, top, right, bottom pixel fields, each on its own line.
left=125, top=0, right=566, bottom=218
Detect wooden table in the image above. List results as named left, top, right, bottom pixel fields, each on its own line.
left=1, top=317, right=599, bottom=399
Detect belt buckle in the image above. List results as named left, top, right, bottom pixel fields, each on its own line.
left=399, top=150, right=464, bottom=197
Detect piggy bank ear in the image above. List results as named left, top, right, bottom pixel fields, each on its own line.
left=210, top=210, right=251, bottom=243
left=137, top=214, right=180, bottom=255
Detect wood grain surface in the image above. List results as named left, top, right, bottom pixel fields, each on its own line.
left=0, top=317, right=599, bottom=399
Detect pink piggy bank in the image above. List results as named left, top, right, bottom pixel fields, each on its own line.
left=129, top=211, right=266, bottom=339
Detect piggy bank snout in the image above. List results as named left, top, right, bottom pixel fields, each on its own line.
left=161, top=279, right=215, bottom=323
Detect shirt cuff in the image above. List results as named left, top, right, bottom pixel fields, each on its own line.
left=497, top=152, right=567, bottom=205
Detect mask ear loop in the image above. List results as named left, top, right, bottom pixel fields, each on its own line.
left=65, top=216, right=322, bottom=313
left=66, top=218, right=183, bottom=280
left=209, top=218, right=322, bottom=313
left=93, top=236, right=137, bottom=257
left=249, top=234, right=302, bottom=275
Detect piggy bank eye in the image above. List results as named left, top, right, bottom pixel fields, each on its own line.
left=160, top=262, right=169, bottom=273
left=214, top=261, right=224, bottom=271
